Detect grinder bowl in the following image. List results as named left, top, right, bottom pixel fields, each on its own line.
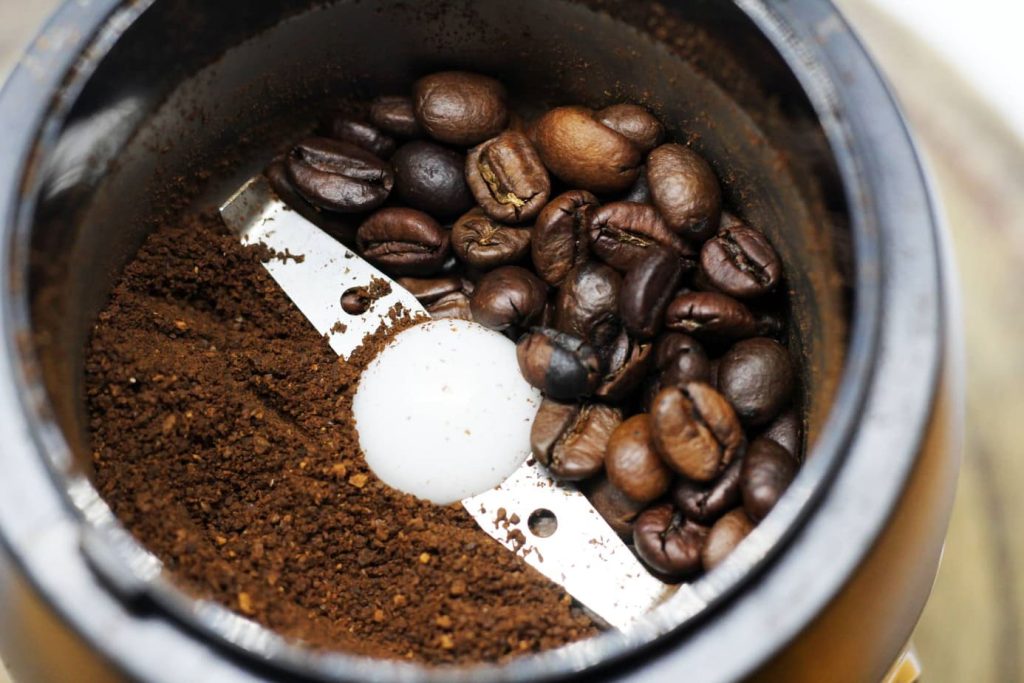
left=0, top=1, right=959, bottom=682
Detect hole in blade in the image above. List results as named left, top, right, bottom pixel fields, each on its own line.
left=527, top=508, right=557, bottom=538
left=341, top=286, right=371, bottom=315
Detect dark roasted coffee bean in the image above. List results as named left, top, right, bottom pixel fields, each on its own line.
left=286, top=137, right=394, bottom=213
left=396, top=276, right=466, bottom=304
left=654, top=333, right=711, bottom=387
left=595, top=104, right=664, bottom=154
left=664, top=291, right=759, bottom=341
left=426, top=291, right=473, bottom=321
left=530, top=399, right=622, bottom=480
left=265, top=160, right=357, bottom=243
left=702, top=508, right=754, bottom=571
left=554, top=262, right=622, bottom=349
left=516, top=328, right=602, bottom=400
left=672, top=458, right=742, bottom=524
left=595, top=330, right=652, bottom=402
left=391, top=141, right=473, bottom=217
left=622, top=171, right=652, bottom=204
left=760, top=407, right=802, bottom=460
left=533, top=106, right=641, bottom=193
left=647, top=143, right=721, bottom=242
left=605, top=414, right=671, bottom=503
left=369, top=95, right=423, bottom=138
left=742, top=437, right=798, bottom=521
left=650, top=383, right=744, bottom=481
left=654, top=333, right=703, bottom=370
left=356, top=208, right=449, bottom=276
left=413, top=71, right=508, bottom=146
left=470, top=266, right=547, bottom=332
left=467, top=131, right=550, bottom=223
left=326, top=115, right=396, bottom=159
left=532, top=190, right=598, bottom=285
left=718, top=337, right=794, bottom=427
left=588, top=202, right=693, bottom=272
left=700, top=224, right=782, bottom=298
left=620, top=246, right=683, bottom=339
left=452, top=208, right=532, bottom=269
left=582, top=476, right=647, bottom=540
left=633, top=504, right=709, bottom=580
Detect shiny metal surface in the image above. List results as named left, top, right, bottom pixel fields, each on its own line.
left=219, top=176, right=424, bottom=360
left=468, top=461, right=678, bottom=630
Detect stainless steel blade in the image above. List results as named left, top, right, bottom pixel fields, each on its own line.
left=466, top=461, right=674, bottom=629
left=219, top=176, right=674, bottom=630
left=219, top=176, right=424, bottom=360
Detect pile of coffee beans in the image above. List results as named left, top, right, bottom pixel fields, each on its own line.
left=266, top=71, right=802, bottom=583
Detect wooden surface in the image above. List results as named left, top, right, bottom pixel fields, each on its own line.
left=2, top=3, right=1022, bottom=682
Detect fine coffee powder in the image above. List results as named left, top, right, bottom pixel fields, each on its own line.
left=85, top=214, right=594, bottom=664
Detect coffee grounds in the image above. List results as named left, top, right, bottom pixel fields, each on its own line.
left=84, top=213, right=594, bottom=664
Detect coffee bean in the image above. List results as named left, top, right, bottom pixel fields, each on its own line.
left=531, top=190, right=598, bottom=286
left=533, top=106, right=642, bottom=193
left=741, top=437, right=797, bottom=521
left=647, top=143, right=722, bottom=242
left=654, top=333, right=711, bottom=387
left=701, top=508, right=754, bottom=571
left=554, top=262, right=622, bottom=350
left=470, top=266, right=547, bottom=332
left=587, top=202, right=694, bottom=273
left=595, top=104, right=664, bottom=154
left=391, top=141, right=473, bottom=218
left=466, top=131, right=550, bottom=223
left=700, top=224, right=782, bottom=298
left=286, top=137, right=394, bottom=213
left=369, top=95, right=423, bottom=138
left=718, top=337, right=794, bottom=427
left=622, top=171, right=652, bottom=204
left=595, top=330, right=652, bottom=402
left=530, top=399, right=622, bottom=480
left=426, top=291, right=474, bottom=321
left=396, top=276, right=466, bottom=304
left=620, top=246, right=683, bottom=339
left=664, top=291, right=759, bottom=341
left=516, top=328, right=602, bottom=400
left=633, top=504, right=709, bottom=581
left=356, top=208, right=449, bottom=276
left=760, top=407, right=802, bottom=460
left=413, top=71, right=508, bottom=146
left=650, top=383, right=744, bottom=481
left=582, top=476, right=647, bottom=540
left=265, top=160, right=357, bottom=243
left=325, top=115, right=396, bottom=159
left=605, top=414, right=671, bottom=503
left=672, top=458, right=742, bottom=524
left=452, top=208, right=532, bottom=269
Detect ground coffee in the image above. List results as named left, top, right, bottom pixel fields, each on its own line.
left=85, top=213, right=594, bottom=664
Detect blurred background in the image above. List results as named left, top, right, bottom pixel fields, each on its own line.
left=1, top=1, right=1022, bottom=681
